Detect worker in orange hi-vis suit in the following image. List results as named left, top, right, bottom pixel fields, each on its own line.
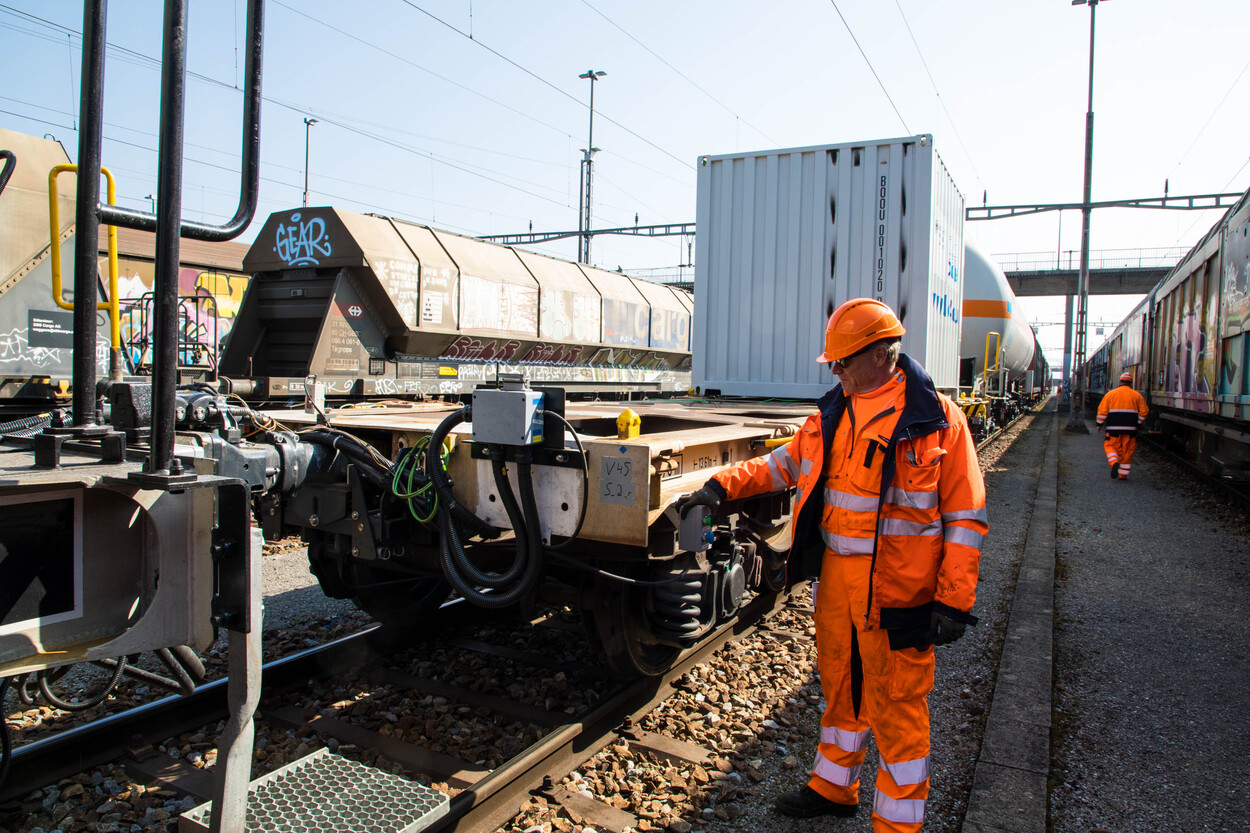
left=1096, top=372, right=1150, bottom=480
left=676, top=299, right=987, bottom=833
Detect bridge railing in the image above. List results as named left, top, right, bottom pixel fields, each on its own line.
left=992, top=247, right=1188, bottom=272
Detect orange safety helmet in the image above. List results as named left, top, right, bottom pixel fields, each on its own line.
left=817, top=298, right=906, bottom=363
left=1119, top=371, right=1133, bottom=383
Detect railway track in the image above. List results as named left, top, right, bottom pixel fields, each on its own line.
left=1, top=401, right=1044, bottom=833
left=2, top=577, right=799, bottom=832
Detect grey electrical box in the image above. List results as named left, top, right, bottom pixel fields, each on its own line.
left=678, top=503, right=714, bottom=553
left=472, top=382, right=545, bottom=446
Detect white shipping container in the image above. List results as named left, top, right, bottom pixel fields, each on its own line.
left=693, top=135, right=964, bottom=398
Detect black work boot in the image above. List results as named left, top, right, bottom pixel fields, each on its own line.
left=1111, top=462, right=1120, bottom=479
left=774, top=786, right=859, bottom=818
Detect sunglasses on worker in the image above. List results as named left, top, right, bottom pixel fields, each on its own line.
left=831, top=343, right=877, bottom=368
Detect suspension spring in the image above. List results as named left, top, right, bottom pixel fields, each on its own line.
left=651, top=571, right=705, bottom=640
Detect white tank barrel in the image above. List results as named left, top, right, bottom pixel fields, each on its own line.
left=960, top=242, right=1035, bottom=386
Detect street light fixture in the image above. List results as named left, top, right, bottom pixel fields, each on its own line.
left=303, top=117, right=318, bottom=208
left=577, top=70, right=605, bottom=264
left=144, top=193, right=155, bottom=213
left=1066, top=0, right=1105, bottom=433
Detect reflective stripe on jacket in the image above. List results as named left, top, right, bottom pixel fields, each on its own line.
left=1097, top=385, right=1148, bottom=435
left=708, top=353, right=987, bottom=631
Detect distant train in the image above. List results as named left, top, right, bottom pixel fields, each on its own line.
left=960, top=241, right=1050, bottom=432
left=1081, top=185, right=1250, bottom=480
left=219, top=207, right=693, bottom=401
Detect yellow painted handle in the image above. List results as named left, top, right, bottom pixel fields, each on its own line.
left=48, top=163, right=120, bottom=349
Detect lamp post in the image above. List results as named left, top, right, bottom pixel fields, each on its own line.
left=1066, top=0, right=1105, bottom=433
left=145, top=193, right=155, bottom=213
left=303, top=117, right=318, bottom=208
left=577, top=70, right=605, bottom=264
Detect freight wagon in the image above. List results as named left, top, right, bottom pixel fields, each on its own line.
left=1082, top=185, right=1250, bottom=480
left=0, top=128, right=250, bottom=413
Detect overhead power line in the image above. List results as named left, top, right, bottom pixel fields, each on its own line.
left=0, top=6, right=595, bottom=214
left=578, top=0, right=780, bottom=147
left=828, top=1, right=910, bottom=134
left=272, top=0, right=570, bottom=137
left=396, top=0, right=695, bottom=170
left=1166, top=56, right=1250, bottom=183
left=891, top=0, right=984, bottom=194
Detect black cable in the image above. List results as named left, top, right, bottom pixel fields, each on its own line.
left=300, top=430, right=391, bottom=490
left=37, top=658, right=126, bottom=711
left=546, top=411, right=590, bottom=550
left=425, top=406, right=499, bottom=539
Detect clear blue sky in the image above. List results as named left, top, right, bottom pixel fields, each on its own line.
left=3, top=0, right=1248, bottom=370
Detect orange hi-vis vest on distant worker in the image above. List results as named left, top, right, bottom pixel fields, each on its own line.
left=1097, top=384, right=1149, bottom=435
left=708, top=353, right=987, bottom=632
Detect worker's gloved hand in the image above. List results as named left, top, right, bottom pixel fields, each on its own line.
left=927, top=610, right=967, bottom=646
left=677, top=486, right=721, bottom=519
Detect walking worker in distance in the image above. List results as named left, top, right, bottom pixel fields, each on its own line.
left=1096, top=371, right=1149, bottom=480
left=677, top=298, right=988, bottom=832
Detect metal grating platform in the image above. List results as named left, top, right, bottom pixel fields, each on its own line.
left=180, top=748, right=449, bottom=833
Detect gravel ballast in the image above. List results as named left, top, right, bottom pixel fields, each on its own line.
left=1051, top=420, right=1250, bottom=833
left=11, top=400, right=1246, bottom=833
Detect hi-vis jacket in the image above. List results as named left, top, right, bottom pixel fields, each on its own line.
left=1096, top=385, right=1149, bottom=435
left=706, top=353, right=987, bottom=638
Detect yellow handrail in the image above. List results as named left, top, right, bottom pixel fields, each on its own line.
left=981, top=331, right=1002, bottom=395
left=47, top=163, right=120, bottom=349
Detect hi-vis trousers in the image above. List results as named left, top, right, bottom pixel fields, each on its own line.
left=1103, top=432, right=1137, bottom=479
left=810, top=552, right=933, bottom=833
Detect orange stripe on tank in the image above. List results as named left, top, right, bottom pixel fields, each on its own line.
left=962, top=299, right=1010, bottom=318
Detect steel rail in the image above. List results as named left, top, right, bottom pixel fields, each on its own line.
left=0, top=625, right=385, bottom=803
left=430, top=587, right=790, bottom=832
left=2, top=586, right=789, bottom=828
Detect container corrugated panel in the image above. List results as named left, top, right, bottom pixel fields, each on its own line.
left=693, top=135, right=964, bottom=398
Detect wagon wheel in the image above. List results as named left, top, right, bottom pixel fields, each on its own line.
left=350, top=561, right=450, bottom=641
left=585, top=578, right=681, bottom=677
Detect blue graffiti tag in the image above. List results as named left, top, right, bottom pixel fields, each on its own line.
left=932, top=291, right=960, bottom=323
left=274, top=213, right=333, bottom=266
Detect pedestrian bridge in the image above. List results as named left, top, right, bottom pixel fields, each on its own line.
left=995, top=247, right=1185, bottom=297
left=657, top=247, right=1186, bottom=295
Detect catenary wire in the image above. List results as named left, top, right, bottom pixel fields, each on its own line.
left=395, top=0, right=695, bottom=171
left=892, top=0, right=985, bottom=196
left=578, top=0, right=780, bottom=147
left=1165, top=56, right=1250, bottom=184
left=828, top=0, right=911, bottom=135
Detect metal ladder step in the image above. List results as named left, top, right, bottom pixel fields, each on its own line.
left=179, top=748, right=449, bottom=833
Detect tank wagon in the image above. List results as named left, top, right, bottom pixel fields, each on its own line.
left=1081, top=184, right=1250, bottom=480
left=219, top=208, right=692, bottom=402
left=959, top=242, right=1047, bottom=432
left=0, top=127, right=250, bottom=413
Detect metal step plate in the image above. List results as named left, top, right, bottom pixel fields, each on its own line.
left=180, top=748, right=449, bottom=832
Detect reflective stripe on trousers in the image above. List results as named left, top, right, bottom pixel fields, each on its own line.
left=809, top=554, right=931, bottom=832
